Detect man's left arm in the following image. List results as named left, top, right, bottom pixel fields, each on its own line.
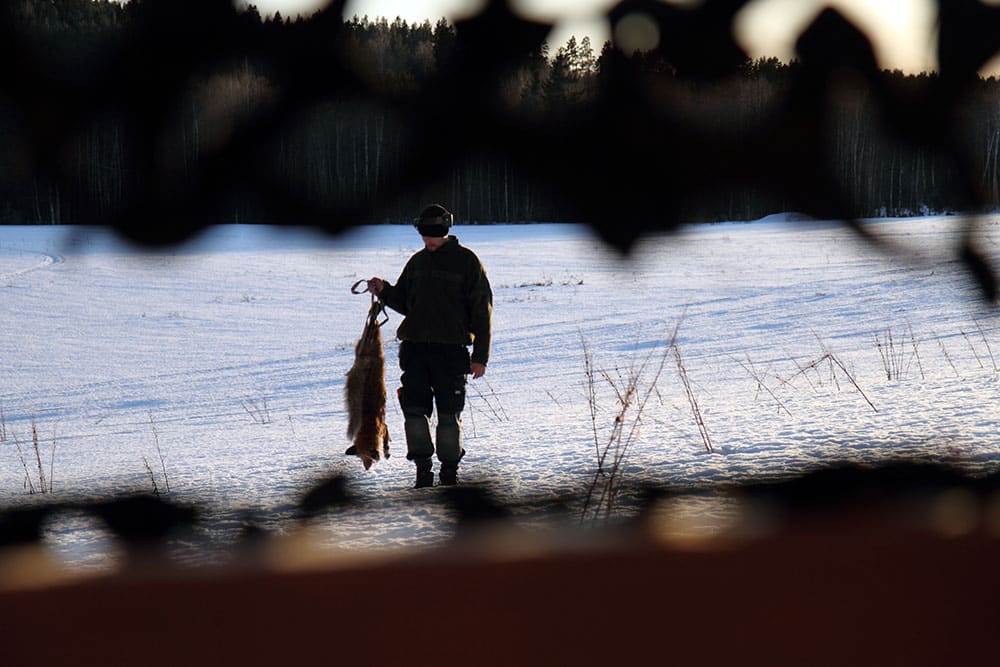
left=468, top=257, right=493, bottom=378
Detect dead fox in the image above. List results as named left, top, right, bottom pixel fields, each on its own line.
left=344, top=315, right=390, bottom=469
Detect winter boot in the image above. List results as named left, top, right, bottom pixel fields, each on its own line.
left=414, top=458, right=434, bottom=489
left=439, top=461, right=459, bottom=486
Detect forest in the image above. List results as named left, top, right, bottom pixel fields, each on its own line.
left=2, top=0, right=1000, bottom=227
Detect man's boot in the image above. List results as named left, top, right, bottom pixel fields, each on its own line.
left=414, top=457, right=434, bottom=489
left=439, top=461, right=458, bottom=486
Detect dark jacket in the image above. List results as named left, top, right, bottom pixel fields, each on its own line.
left=380, top=236, right=493, bottom=366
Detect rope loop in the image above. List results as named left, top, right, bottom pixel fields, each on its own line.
left=352, top=280, right=388, bottom=334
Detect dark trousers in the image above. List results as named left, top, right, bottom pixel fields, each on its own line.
left=398, top=341, right=469, bottom=463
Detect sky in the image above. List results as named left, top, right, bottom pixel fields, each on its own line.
left=238, top=0, right=1000, bottom=75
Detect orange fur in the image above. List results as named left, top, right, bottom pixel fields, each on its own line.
left=345, top=318, right=390, bottom=469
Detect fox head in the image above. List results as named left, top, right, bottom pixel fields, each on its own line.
left=344, top=418, right=390, bottom=470
left=344, top=444, right=378, bottom=470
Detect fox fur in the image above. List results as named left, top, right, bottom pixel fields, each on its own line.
left=344, top=309, right=390, bottom=469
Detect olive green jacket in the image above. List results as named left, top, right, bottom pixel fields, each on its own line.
left=380, top=236, right=493, bottom=366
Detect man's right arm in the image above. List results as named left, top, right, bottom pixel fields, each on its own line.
left=372, top=269, right=408, bottom=315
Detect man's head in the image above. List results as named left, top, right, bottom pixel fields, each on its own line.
left=414, top=204, right=453, bottom=239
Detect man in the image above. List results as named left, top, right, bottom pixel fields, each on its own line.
left=366, top=204, right=492, bottom=488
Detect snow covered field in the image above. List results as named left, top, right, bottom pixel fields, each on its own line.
left=1, top=216, right=998, bottom=567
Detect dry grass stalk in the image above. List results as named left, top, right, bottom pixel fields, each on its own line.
left=581, top=336, right=671, bottom=524
left=12, top=432, right=36, bottom=494
left=143, top=456, right=160, bottom=496
left=674, top=345, right=713, bottom=453
left=31, top=420, right=53, bottom=494
left=785, top=351, right=877, bottom=413
left=875, top=328, right=912, bottom=380
left=31, top=421, right=46, bottom=493
left=733, top=353, right=793, bottom=417
left=907, top=322, right=926, bottom=380
left=935, top=333, right=961, bottom=377
left=583, top=338, right=601, bottom=467
left=961, top=330, right=985, bottom=369
left=149, top=414, right=170, bottom=494
left=974, top=318, right=998, bottom=373
left=470, top=377, right=509, bottom=423
left=47, top=423, right=56, bottom=493
left=241, top=397, right=271, bottom=424
left=782, top=349, right=819, bottom=392
left=12, top=418, right=55, bottom=494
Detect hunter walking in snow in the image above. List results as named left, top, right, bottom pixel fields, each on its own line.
left=366, top=204, right=493, bottom=488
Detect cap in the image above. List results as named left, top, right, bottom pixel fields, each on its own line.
left=414, top=204, right=453, bottom=237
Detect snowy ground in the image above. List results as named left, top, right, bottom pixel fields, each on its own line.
left=1, top=216, right=998, bottom=568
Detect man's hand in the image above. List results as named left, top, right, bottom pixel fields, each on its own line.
left=470, top=363, right=487, bottom=379
left=366, top=277, right=385, bottom=295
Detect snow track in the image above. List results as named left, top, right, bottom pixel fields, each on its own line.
left=0, top=249, right=63, bottom=283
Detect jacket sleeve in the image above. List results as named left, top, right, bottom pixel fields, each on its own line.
left=467, top=258, right=493, bottom=366
left=379, top=264, right=409, bottom=315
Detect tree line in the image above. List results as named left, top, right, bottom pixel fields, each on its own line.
left=3, top=0, right=1000, bottom=227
